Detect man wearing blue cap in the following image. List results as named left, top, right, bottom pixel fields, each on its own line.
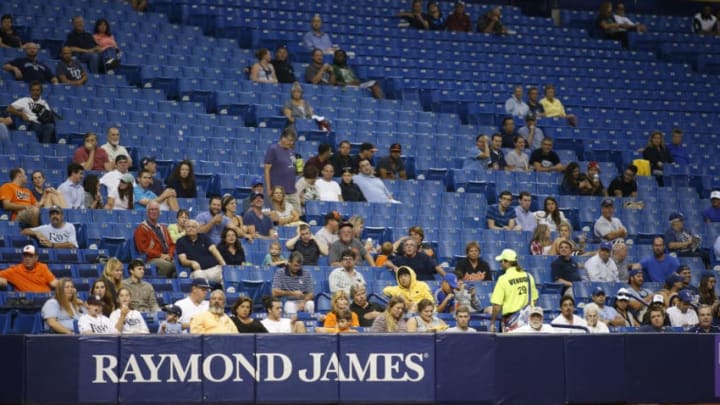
left=435, top=273, right=458, bottom=313
left=584, top=242, right=618, bottom=282
left=174, top=277, right=211, bottom=329
left=590, top=287, right=625, bottom=326
left=666, top=290, right=698, bottom=328
left=664, top=212, right=710, bottom=269
left=242, top=176, right=265, bottom=214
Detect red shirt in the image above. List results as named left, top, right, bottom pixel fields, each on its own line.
left=73, top=147, right=109, bottom=171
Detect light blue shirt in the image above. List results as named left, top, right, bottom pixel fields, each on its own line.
left=353, top=174, right=391, bottom=203
left=514, top=205, right=537, bottom=232
left=196, top=211, right=229, bottom=245
left=504, top=97, right=529, bottom=118
left=58, top=179, right=85, bottom=209
left=133, top=185, right=157, bottom=210
left=598, top=305, right=620, bottom=323
left=517, top=125, right=545, bottom=150
left=303, top=31, right=333, bottom=51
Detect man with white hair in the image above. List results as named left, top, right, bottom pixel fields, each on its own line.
left=583, top=303, right=610, bottom=333
left=175, top=219, right=226, bottom=283
left=189, top=290, right=238, bottom=334
left=511, top=307, right=554, bottom=333
left=101, top=127, right=132, bottom=169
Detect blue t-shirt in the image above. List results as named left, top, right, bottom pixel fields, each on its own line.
left=242, top=210, right=273, bottom=237
left=486, top=204, right=516, bottom=228
left=133, top=185, right=157, bottom=210
left=434, top=288, right=455, bottom=313
left=264, top=143, right=297, bottom=194
left=703, top=206, right=720, bottom=222
left=195, top=211, right=228, bottom=245
left=640, top=254, right=680, bottom=283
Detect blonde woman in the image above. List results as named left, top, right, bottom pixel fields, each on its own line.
left=370, top=296, right=408, bottom=332
left=101, top=257, right=124, bottom=302
left=323, top=290, right=360, bottom=328
left=41, top=277, right=83, bottom=334
left=269, top=185, right=300, bottom=226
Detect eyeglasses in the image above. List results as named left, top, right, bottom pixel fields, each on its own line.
left=342, top=257, right=354, bottom=261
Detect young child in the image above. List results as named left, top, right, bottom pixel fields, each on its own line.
left=374, top=241, right=394, bottom=267
left=434, top=273, right=482, bottom=313
left=157, top=305, right=184, bottom=334
left=262, top=241, right=287, bottom=266
left=316, top=309, right=358, bottom=333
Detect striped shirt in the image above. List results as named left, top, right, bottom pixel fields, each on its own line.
left=272, top=267, right=314, bottom=300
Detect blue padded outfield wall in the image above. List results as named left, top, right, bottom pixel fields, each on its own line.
left=1, top=333, right=717, bottom=405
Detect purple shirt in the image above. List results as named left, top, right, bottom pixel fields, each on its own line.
left=264, top=143, right=297, bottom=194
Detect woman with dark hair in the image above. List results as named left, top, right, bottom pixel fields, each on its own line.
left=250, top=48, right=277, bottom=83
left=221, top=195, right=252, bottom=240
left=560, top=162, right=581, bottom=195
left=165, top=160, right=197, bottom=198
left=90, top=278, right=115, bottom=317
left=105, top=173, right=134, bottom=210
left=340, top=170, right=366, bottom=202
left=83, top=174, right=103, bottom=209
left=92, top=18, right=121, bottom=69
left=425, top=1, right=446, bottom=30
left=535, top=196, right=567, bottom=233
left=455, top=240, right=492, bottom=281
left=407, top=298, right=448, bottom=332
left=108, top=287, right=149, bottom=334
left=699, top=271, right=718, bottom=310
left=231, top=296, right=267, bottom=333
left=217, top=227, right=246, bottom=265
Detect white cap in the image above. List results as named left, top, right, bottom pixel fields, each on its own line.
left=711, top=190, right=720, bottom=200
left=22, top=245, right=36, bottom=255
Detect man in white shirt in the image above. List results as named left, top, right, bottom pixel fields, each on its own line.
left=445, top=306, right=477, bottom=333
left=666, top=290, right=699, bottom=327
left=21, top=206, right=77, bottom=248
left=100, top=127, right=133, bottom=170
left=314, top=211, right=340, bottom=247
left=513, top=191, right=536, bottom=232
left=78, top=295, right=114, bottom=334
left=174, top=278, right=211, bottom=329
left=316, top=163, right=343, bottom=201
left=353, top=159, right=397, bottom=203
left=7, top=80, right=56, bottom=143
left=584, top=242, right=618, bottom=281
left=100, top=154, right=134, bottom=191
left=504, top=85, right=529, bottom=118
left=613, top=2, right=647, bottom=32
left=551, top=296, right=588, bottom=333
left=511, top=306, right=555, bottom=333
left=593, top=198, right=628, bottom=242
left=260, top=296, right=306, bottom=333
left=328, top=249, right=366, bottom=295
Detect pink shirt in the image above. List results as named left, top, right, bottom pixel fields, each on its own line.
left=93, top=34, right=118, bottom=51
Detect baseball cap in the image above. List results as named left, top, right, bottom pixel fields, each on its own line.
left=678, top=290, right=693, bottom=303
left=711, top=190, right=720, bottom=200
left=250, top=192, right=264, bottom=201
left=390, top=143, right=402, bottom=153
left=628, top=268, right=642, bottom=278
left=676, top=264, right=690, bottom=273
left=251, top=177, right=264, bottom=187
left=601, top=198, right=614, bottom=207
left=592, top=286, right=606, bottom=296
left=529, top=306, right=543, bottom=317
left=22, top=245, right=36, bottom=255
left=651, top=294, right=664, bottom=305
left=339, top=221, right=354, bottom=230
left=494, top=249, right=517, bottom=262
left=587, top=161, right=600, bottom=172
left=443, top=273, right=458, bottom=289
left=669, top=212, right=684, bottom=222
left=665, top=272, right=683, bottom=285
left=455, top=0, right=465, bottom=6
left=191, top=278, right=211, bottom=289
left=87, top=295, right=104, bottom=306
left=120, top=173, right=135, bottom=184
left=141, top=156, right=156, bottom=167
left=360, top=142, right=378, bottom=152
left=616, top=288, right=630, bottom=301
left=599, top=242, right=612, bottom=251
left=49, top=205, right=63, bottom=214
left=163, top=305, right=182, bottom=317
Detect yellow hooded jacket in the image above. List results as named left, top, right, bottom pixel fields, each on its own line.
left=382, top=266, right=434, bottom=305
